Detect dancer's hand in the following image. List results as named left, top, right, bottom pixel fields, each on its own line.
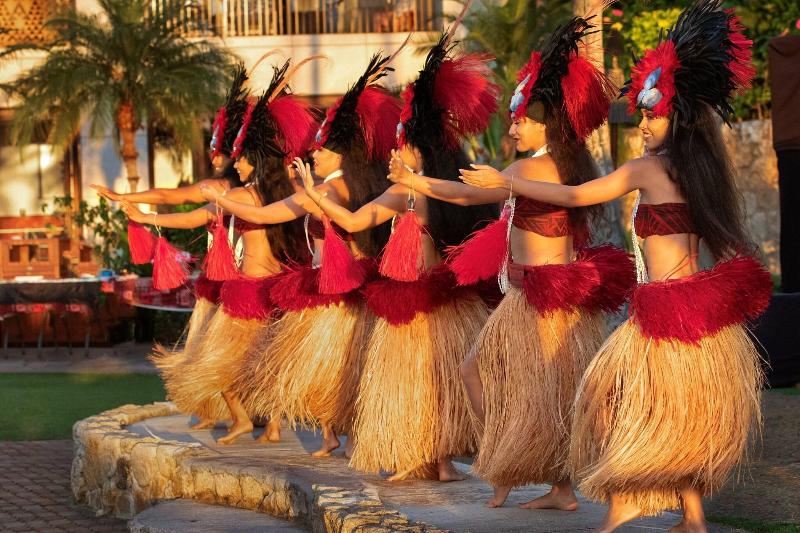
left=199, top=183, right=221, bottom=202
left=90, top=184, right=121, bottom=201
left=293, top=157, right=314, bottom=193
left=120, top=201, right=147, bottom=223
left=459, top=164, right=510, bottom=190
left=387, top=149, right=414, bottom=185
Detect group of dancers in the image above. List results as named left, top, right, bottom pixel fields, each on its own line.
left=93, top=1, right=773, bottom=531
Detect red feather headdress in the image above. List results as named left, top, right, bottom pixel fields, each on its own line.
left=209, top=63, right=250, bottom=159
left=624, top=0, right=755, bottom=125
left=397, top=32, right=499, bottom=150
left=509, top=17, right=614, bottom=140
left=315, top=54, right=401, bottom=162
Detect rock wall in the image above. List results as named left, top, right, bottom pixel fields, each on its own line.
left=72, top=403, right=447, bottom=532
left=618, top=119, right=780, bottom=275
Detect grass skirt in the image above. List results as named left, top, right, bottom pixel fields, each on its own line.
left=238, top=301, right=372, bottom=433
left=349, top=293, right=488, bottom=477
left=166, top=275, right=277, bottom=421
left=473, top=287, right=606, bottom=488
left=169, top=307, right=268, bottom=420
left=151, top=295, right=222, bottom=417
left=569, top=320, right=763, bottom=515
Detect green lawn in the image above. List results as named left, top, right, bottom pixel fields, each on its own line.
left=709, top=516, right=800, bottom=533
left=771, top=387, right=800, bottom=396
left=0, top=373, right=165, bottom=441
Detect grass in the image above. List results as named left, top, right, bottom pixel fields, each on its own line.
left=709, top=516, right=800, bottom=533
left=770, top=387, right=800, bottom=396
left=0, top=373, right=165, bottom=441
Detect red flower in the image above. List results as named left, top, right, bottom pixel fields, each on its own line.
left=612, top=9, right=623, bottom=17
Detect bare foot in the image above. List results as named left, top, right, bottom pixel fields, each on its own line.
left=486, top=485, right=513, bottom=508
left=216, top=420, right=253, bottom=445
left=667, top=520, right=708, bottom=533
left=387, top=467, right=415, bottom=482
left=438, top=460, right=468, bottom=482
left=311, top=431, right=340, bottom=457
left=595, top=495, right=641, bottom=533
left=519, top=489, right=578, bottom=511
left=190, top=418, right=216, bottom=430
left=256, top=420, right=281, bottom=443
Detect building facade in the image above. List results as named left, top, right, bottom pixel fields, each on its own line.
left=0, top=0, right=449, bottom=217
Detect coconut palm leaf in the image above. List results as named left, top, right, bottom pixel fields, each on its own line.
left=2, top=0, right=237, bottom=189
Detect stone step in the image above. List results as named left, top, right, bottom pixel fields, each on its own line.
left=129, top=499, right=308, bottom=533
left=73, top=404, right=738, bottom=533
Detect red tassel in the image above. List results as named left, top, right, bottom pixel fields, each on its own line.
left=128, top=221, right=155, bottom=264
left=379, top=210, right=423, bottom=281
left=202, top=212, right=238, bottom=281
left=445, top=204, right=511, bottom=286
left=318, top=216, right=365, bottom=294
left=153, top=237, right=190, bottom=291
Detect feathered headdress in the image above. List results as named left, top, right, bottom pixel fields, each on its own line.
left=230, top=59, right=319, bottom=163
left=397, top=32, right=499, bottom=150
left=509, top=17, right=615, bottom=140
left=623, top=0, right=754, bottom=125
left=314, top=54, right=402, bottom=162
left=209, top=63, right=251, bottom=159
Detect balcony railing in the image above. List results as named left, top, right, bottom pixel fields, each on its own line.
left=164, top=0, right=442, bottom=36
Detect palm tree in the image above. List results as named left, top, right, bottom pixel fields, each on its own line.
left=1, top=0, right=236, bottom=191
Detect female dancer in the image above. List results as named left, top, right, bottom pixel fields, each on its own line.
left=95, top=64, right=251, bottom=430
left=200, top=54, right=399, bottom=455
left=301, top=30, right=499, bottom=481
left=389, top=18, right=633, bottom=506
left=123, top=63, right=317, bottom=444
left=459, top=2, right=772, bottom=531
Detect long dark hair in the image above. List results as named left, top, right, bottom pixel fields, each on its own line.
left=539, top=105, right=603, bottom=234
left=242, top=149, right=308, bottom=264
left=340, top=145, right=391, bottom=257
left=416, top=144, right=498, bottom=251
left=660, top=105, right=753, bottom=260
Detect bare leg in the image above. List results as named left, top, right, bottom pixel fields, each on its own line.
left=459, top=348, right=485, bottom=425
left=190, top=416, right=216, bottom=430
left=486, top=484, right=513, bottom=508
left=437, top=456, right=468, bottom=482
left=668, top=487, right=707, bottom=533
left=519, top=478, right=578, bottom=511
left=311, top=422, right=340, bottom=457
left=595, top=492, right=641, bottom=533
left=344, top=434, right=355, bottom=459
left=256, top=416, right=281, bottom=443
left=217, top=391, right=253, bottom=445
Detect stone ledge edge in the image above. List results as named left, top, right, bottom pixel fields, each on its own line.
left=71, top=402, right=450, bottom=532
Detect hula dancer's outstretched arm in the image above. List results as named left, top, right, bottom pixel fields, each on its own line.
left=296, top=158, right=404, bottom=233
left=121, top=201, right=214, bottom=229
left=92, top=179, right=229, bottom=205
left=199, top=180, right=328, bottom=225
left=459, top=158, right=647, bottom=207
left=387, top=149, right=508, bottom=206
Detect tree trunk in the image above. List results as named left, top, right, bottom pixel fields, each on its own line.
left=573, top=0, right=626, bottom=249
left=117, top=101, right=141, bottom=192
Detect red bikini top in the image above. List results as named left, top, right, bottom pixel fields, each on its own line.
left=222, top=215, right=264, bottom=234
left=512, top=197, right=588, bottom=244
left=634, top=203, right=695, bottom=238
left=307, top=216, right=354, bottom=241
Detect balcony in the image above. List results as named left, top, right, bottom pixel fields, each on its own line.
left=159, top=0, right=443, bottom=36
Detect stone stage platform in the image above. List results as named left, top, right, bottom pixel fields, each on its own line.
left=71, top=403, right=736, bottom=532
